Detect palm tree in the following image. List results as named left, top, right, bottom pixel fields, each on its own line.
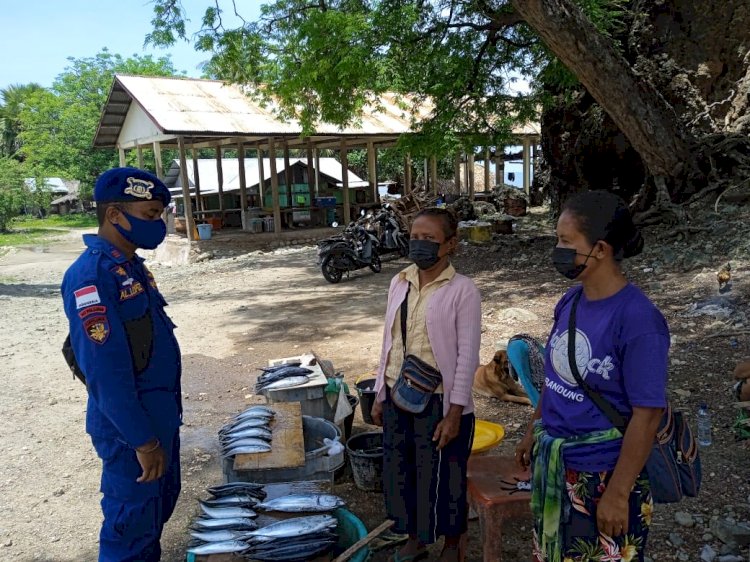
left=0, top=83, right=44, bottom=159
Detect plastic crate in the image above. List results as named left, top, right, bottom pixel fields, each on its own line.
left=315, top=196, right=337, bottom=208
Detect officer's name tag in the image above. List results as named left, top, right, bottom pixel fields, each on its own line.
left=74, top=285, right=101, bottom=309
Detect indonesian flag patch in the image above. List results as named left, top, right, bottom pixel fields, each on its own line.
left=74, top=285, right=101, bottom=309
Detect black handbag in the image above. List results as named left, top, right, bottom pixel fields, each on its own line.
left=390, top=286, right=442, bottom=414
left=567, top=288, right=701, bottom=504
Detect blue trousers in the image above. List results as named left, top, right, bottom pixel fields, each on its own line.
left=91, top=430, right=181, bottom=562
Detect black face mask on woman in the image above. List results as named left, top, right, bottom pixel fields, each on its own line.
left=409, top=239, right=442, bottom=270
left=551, top=246, right=594, bottom=280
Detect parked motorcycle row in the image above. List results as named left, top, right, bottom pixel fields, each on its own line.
left=316, top=205, right=409, bottom=284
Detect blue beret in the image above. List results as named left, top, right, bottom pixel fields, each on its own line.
left=94, top=167, right=171, bottom=206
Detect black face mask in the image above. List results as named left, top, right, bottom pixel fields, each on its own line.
left=409, top=239, right=442, bottom=270
left=552, top=246, right=594, bottom=280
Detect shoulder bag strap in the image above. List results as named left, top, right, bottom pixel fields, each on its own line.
left=568, top=288, right=628, bottom=432
left=400, top=284, right=410, bottom=358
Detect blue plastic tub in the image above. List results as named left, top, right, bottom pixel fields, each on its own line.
left=333, top=507, right=370, bottom=562
left=196, top=223, right=212, bottom=240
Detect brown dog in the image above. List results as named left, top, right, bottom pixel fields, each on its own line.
left=473, top=350, right=532, bottom=405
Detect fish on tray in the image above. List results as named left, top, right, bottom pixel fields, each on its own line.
left=199, top=504, right=258, bottom=519
left=189, top=529, right=257, bottom=543
left=233, top=405, right=276, bottom=420
left=257, top=375, right=310, bottom=392
left=201, top=494, right=260, bottom=509
left=244, top=534, right=337, bottom=562
left=220, top=417, right=272, bottom=433
left=186, top=539, right=251, bottom=556
left=219, top=427, right=273, bottom=443
left=256, top=494, right=346, bottom=513
left=222, top=442, right=272, bottom=458
left=191, top=517, right=258, bottom=531
left=207, top=482, right=267, bottom=500
left=243, top=514, right=338, bottom=539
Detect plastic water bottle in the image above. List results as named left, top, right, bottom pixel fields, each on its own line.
left=697, top=403, right=712, bottom=447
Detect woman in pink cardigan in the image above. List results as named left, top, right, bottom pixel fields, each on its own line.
left=371, top=208, right=482, bottom=562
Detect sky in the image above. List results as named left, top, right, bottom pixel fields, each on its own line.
left=0, top=0, right=259, bottom=90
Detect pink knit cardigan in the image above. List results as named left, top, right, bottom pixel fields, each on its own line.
left=374, top=270, right=482, bottom=417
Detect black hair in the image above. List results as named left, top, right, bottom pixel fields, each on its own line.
left=414, top=207, right=458, bottom=240
left=562, top=191, right=643, bottom=260
left=96, top=201, right=129, bottom=226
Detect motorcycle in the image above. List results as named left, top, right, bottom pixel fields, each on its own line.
left=369, top=206, right=409, bottom=257
left=317, top=222, right=381, bottom=284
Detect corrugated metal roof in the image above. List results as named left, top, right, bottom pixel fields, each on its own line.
left=94, top=75, right=540, bottom=148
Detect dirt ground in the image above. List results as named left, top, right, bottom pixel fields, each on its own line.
left=1, top=206, right=749, bottom=562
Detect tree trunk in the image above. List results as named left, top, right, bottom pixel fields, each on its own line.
left=511, top=0, right=692, bottom=180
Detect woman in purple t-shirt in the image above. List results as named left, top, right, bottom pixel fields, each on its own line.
left=517, top=191, right=669, bottom=562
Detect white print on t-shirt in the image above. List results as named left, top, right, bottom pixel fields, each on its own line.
left=545, top=377, right=584, bottom=402
left=549, top=329, right=614, bottom=387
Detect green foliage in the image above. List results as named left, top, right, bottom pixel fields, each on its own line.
left=0, top=83, right=45, bottom=159
left=17, top=50, right=181, bottom=198
left=0, top=158, right=27, bottom=232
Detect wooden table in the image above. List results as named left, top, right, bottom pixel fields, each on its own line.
left=232, top=401, right=305, bottom=472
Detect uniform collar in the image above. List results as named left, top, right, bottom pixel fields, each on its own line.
left=83, top=234, right=141, bottom=264
left=400, top=262, right=456, bottom=289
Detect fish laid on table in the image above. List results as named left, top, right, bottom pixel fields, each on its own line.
left=222, top=443, right=272, bottom=458
left=256, top=494, right=346, bottom=513
left=255, top=367, right=313, bottom=391
left=191, top=517, right=258, bottom=531
left=200, top=504, right=258, bottom=519
left=219, top=427, right=273, bottom=443
left=189, top=529, right=257, bottom=542
left=243, top=514, right=337, bottom=539
left=220, top=437, right=272, bottom=449
left=201, top=494, right=259, bottom=509
left=245, top=536, right=337, bottom=562
left=220, top=417, right=272, bottom=432
left=257, top=375, right=310, bottom=391
left=258, top=362, right=302, bottom=373
left=186, top=540, right=251, bottom=555
left=207, top=482, right=267, bottom=500
left=233, top=406, right=276, bottom=420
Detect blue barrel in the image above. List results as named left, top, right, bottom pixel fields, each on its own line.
left=197, top=223, right=212, bottom=240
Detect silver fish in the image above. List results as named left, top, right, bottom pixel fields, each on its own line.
left=259, top=375, right=309, bottom=391
left=234, top=407, right=275, bottom=419
left=190, top=529, right=257, bottom=542
left=191, top=517, right=258, bottom=530
left=200, top=504, right=258, bottom=519
left=245, top=515, right=337, bottom=538
left=223, top=443, right=272, bottom=457
left=256, top=493, right=345, bottom=513
left=220, top=417, right=271, bottom=433
left=221, top=437, right=273, bottom=451
left=207, top=482, right=266, bottom=500
left=186, top=540, right=250, bottom=555
left=202, top=494, right=259, bottom=508
left=220, top=428, right=273, bottom=443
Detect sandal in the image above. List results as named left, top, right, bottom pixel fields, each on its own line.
left=371, top=531, right=409, bottom=552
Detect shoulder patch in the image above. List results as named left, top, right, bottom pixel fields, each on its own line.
left=74, top=285, right=101, bottom=309
left=84, top=316, right=110, bottom=344
left=78, top=305, right=107, bottom=319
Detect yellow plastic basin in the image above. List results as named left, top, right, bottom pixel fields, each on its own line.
left=471, top=420, right=505, bottom=454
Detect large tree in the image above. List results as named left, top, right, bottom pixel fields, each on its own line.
left=17, top=50, right=182, bottom=198
left=0, top=83, right=44, bottom=159
left=148, top=1, right=748, bottom=220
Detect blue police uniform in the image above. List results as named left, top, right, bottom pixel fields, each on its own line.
left=61, top=168, right=181, bottom=562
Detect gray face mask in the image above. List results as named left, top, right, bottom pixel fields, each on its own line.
left=551, top=246, right=594, bottom=279
left=409, top=240, right=441, bottom=270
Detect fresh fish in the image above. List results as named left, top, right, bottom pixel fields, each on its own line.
left=189, top=529, right=257, bottom=542
left=191, top=517, right=258, bottom=531
left=259, top=362, right=302, bottom=372
left=201, top=494, right=259, bottom=508
left=219, top=427, right=273, bottom=442
left=220, top=437, right=271, bottom=449
left=234, top=407, right=275, bottom=420
left=244, top=515, right=337, bottom=538
left=200, top=504, right=258, bottom=519
left=258, top=375, right=310, bottom=391
left=247, top=540, right=336, bottom=562
left=207, top=482, right=266, bottom=500
left=222, top=443, right=272, bottom=457
left=256, top=493, right=345, bottom=513
left=186, top=539, right=251, bottom=555
left=220, top=417, right=271, bottom=433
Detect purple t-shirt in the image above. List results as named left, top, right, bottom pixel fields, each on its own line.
left=541, top=283, right=669, bottom=471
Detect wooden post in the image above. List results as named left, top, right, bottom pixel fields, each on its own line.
left=177, top=137, right=196, bottom=241
left=314, top=147, right=321, bottom=195
left=118, top=148, right=126, bottom=167
left=454, top=152, right=462, bottom=194
left=136, top=146, right=144, bottom=169
left=340, top=140, right=351, bottom=225
left=192, top=147, right=203, bottom=213
left=484, top=147, right=491, bottom=192
left=216, top=144, right=225, bottom=217
left=283, top=141, right=292, bottom=211
left=404, top=154, right=412, bottom=194
left=367, top=141, right=378, bottom=204
left=306, top=140, right=315, bottom=221
left=468, top=152, right=475, bottom=200
left=257, top=144, right=266, bottom=208
left=522, top=137, right=531, bottom=197
left=495, top=146, right=504, bottom=187
left=237, top=141, right=248, bottom=230
left=423, top=159, right=429, bottom=190
left=268, top=138, right=282, bottom=235
left=152, top=141, right=163, bottom=179
left=429, top=156, right=438, bottom=196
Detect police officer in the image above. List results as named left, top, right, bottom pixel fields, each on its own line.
left=61, top=167, right=181, bottom=562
